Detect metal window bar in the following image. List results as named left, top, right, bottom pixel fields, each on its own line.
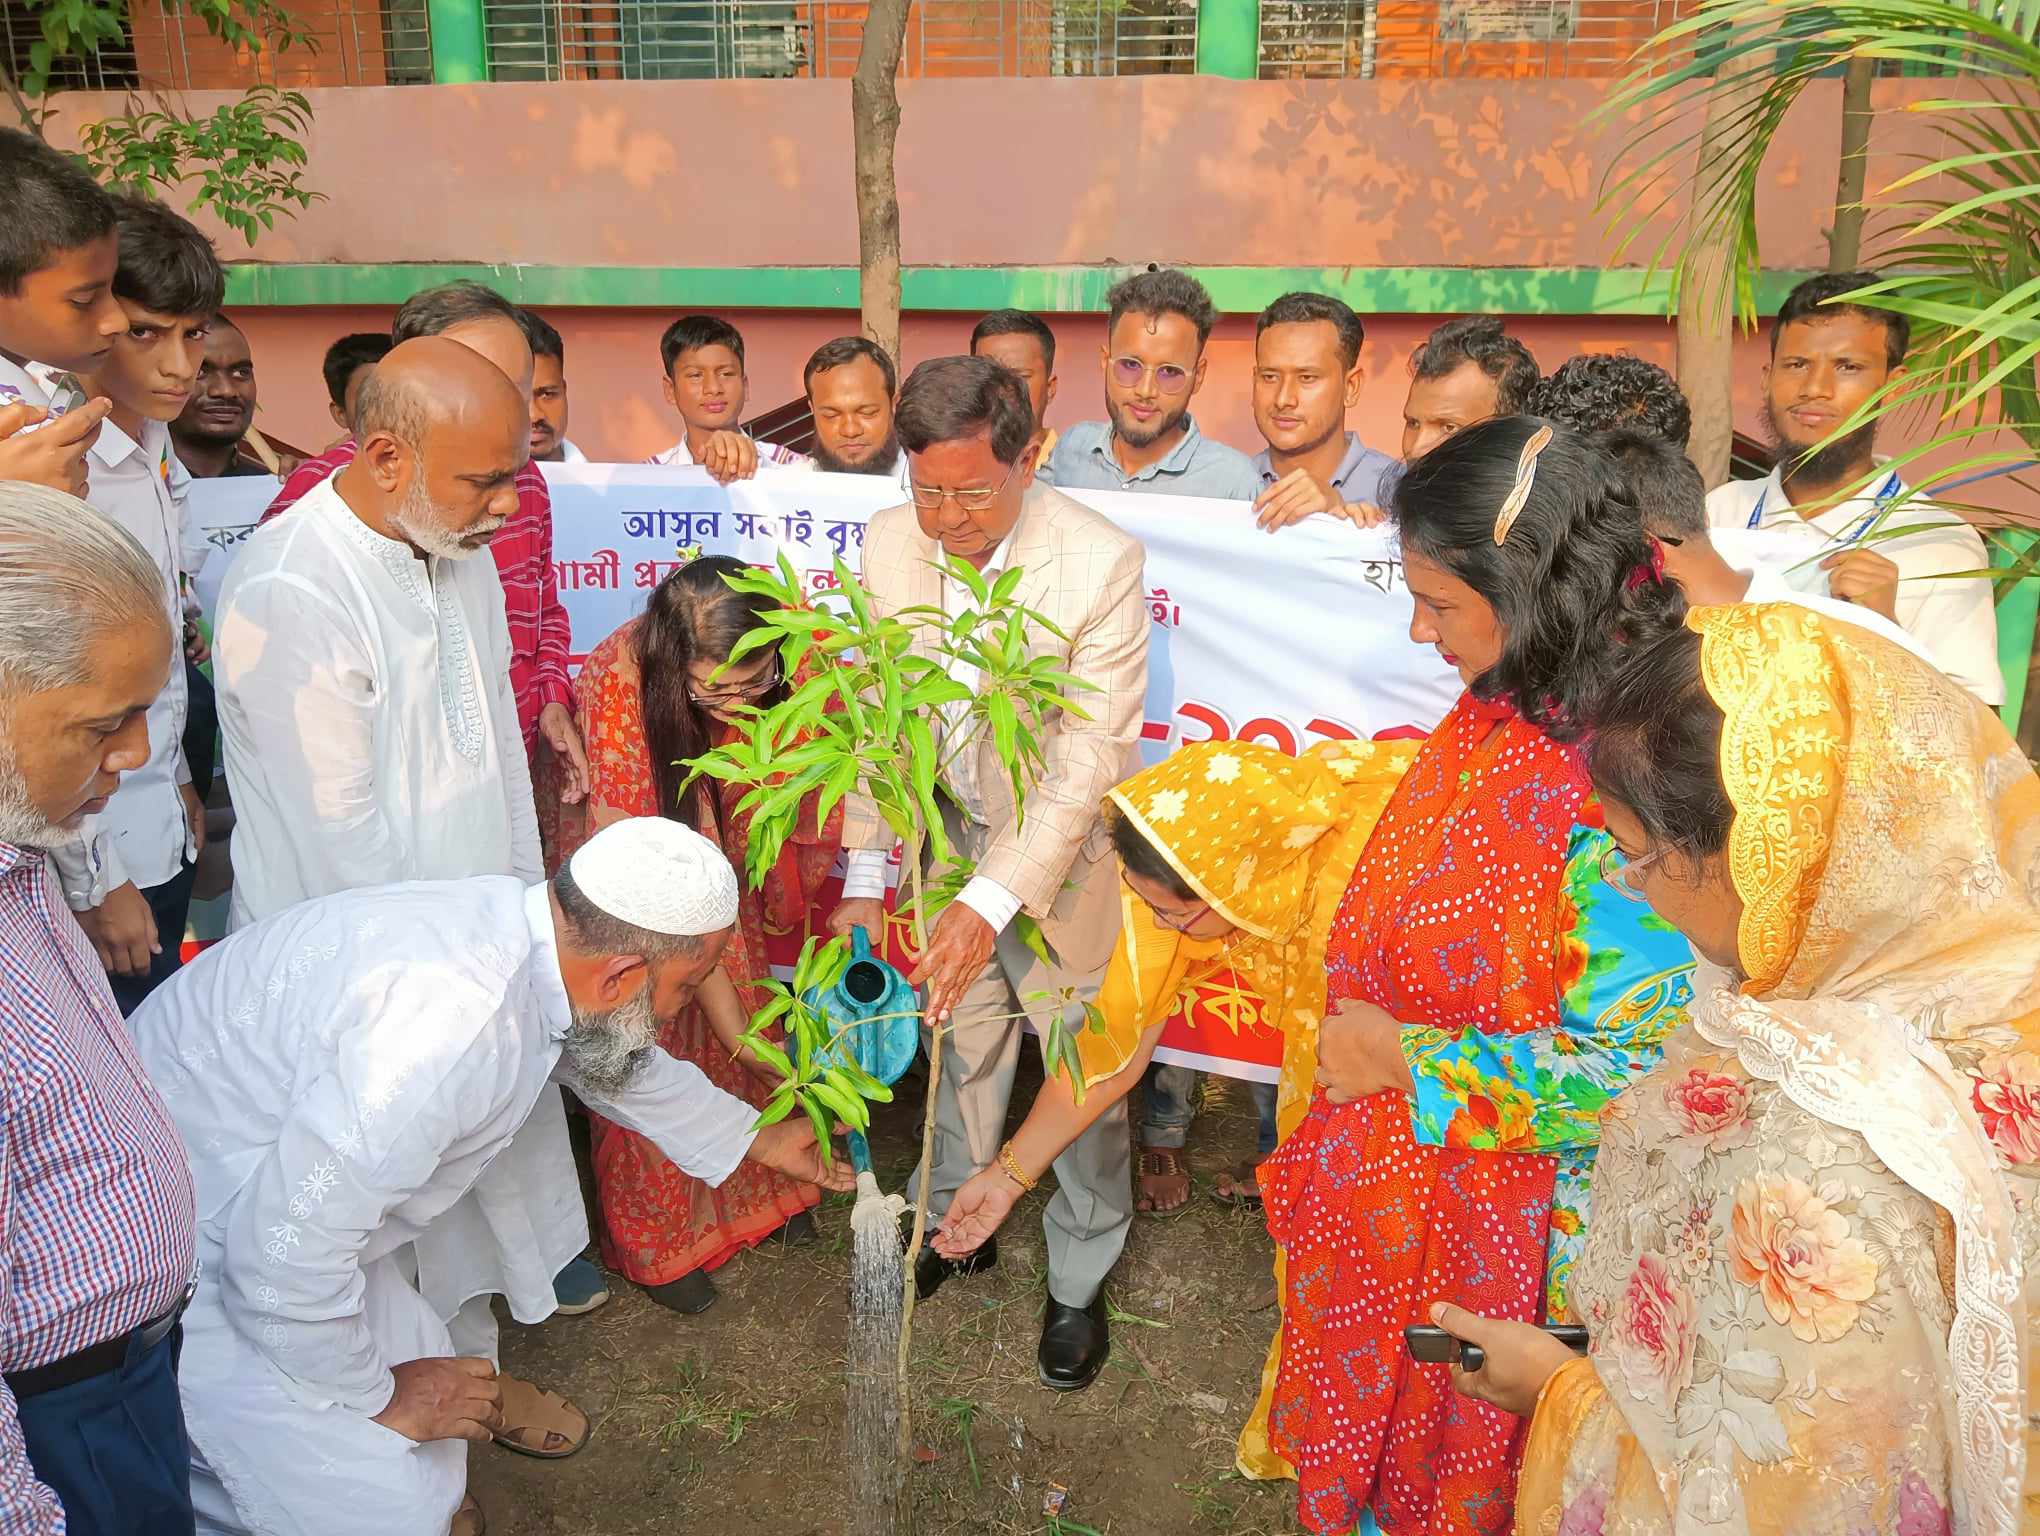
left=3, top=0, right=429, bottom=91
left=481, top=0, right=1193, bottom=78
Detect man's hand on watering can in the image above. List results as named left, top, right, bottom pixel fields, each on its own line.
left=932, top=1165, right=1021, bottom=1259
left=911, top=904, right=997, bottom=1027
left=827, top=897, right=887, bottom=944
left=749, top=1119, right=858, bottom=1192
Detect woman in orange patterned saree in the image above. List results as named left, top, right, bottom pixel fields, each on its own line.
left=558, top=556, right=841, bottom=1314
left=1255, top=419, right=1697, bottom=1535
left=1438, top=603, right=2040, bottom=1536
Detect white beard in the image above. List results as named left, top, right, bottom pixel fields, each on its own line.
left=0, top=720, right=75, bottom=850
left=562, top=984, right=660, bottom=1095
left=388, top=475, right=505, bottom=562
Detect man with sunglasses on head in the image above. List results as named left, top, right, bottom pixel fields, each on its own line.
left=1044, top=268, right=1258, bottom=501
left=828, top=356, right=1148, bottom=1395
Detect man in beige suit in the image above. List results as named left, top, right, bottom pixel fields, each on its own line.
left=829, top=355, right=1147, bottom=1392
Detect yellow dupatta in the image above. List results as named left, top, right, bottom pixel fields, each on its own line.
left=1077, top=738, right=1418, bottom=1142
left=1518, top=603, right=2040, bottom=1535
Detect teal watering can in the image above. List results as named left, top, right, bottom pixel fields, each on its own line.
left=799, top=925, right=919, bottom=1176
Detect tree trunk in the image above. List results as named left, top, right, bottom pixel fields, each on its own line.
left=1677, top=80, right=1741, bottom=487
left=1828, top=55, right=1875, bottom=270
left=851, top=0, right=912, bottom=368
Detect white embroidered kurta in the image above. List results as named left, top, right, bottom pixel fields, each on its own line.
left=211, top=473, right=569, bottom=1355
left=134, top=878, right=759, bottom=1536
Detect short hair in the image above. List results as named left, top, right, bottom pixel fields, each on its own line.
left=352, top=358, right=429, bottom=448
left=0, top=127, right=117, bottom=296
left=970, top=309, right=1057, bottom=374
left=1391, top=415, right=1687, bottom=742
left=109, top=193, right=225, bottom=319
left=1597, top=427, right=1707, bottom=538
left=520, top=308, right=564, bottom=365
left=0, top=483, right=167, bottom=694
left=1256, top=291, right=1365, bottom=373
left=210, top=308, right=244, bottom=336
left=322, top=332, right=394, bottom=411
left=660, top=315, right=745, bottom=376
left=1584, top=624, right=1733, bottom=865
left=552, top=862, right=702, bottom=963
left=392, top=280, right=522, bottom=343
left=1773, top=270, right=1909, bottom=372
left=1529, top=354, right=1691, bottom=449
left=804, top=335, right=897, bottom=397
left=1106, top=267, right=1220, bottom=347
left=893, top=355, right=1035, bottom=465
left=1410, top=316, right=1541, bottom=414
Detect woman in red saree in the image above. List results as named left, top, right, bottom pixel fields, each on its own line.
left=1256, top=419, right=1696, bottom=1533
left=558, top=556, right=842, bottom=1314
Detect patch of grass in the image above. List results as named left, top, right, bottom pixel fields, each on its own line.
left=634, top=1359, right=792, bottom=1450
left=936, top=1396, right=983, bottom=1490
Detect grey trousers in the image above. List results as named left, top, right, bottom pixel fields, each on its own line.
left=909, top=918, right=1134, bottom=1308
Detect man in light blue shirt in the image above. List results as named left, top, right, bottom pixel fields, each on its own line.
left=1044, top=269, right=1259, bottom=501
left=1248, top=291, right=1398, bottom=532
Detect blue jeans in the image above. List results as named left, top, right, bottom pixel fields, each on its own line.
left=15, top=1326, right=193, bottom=1535
left=1139, top=1063, right=1278, bottom=1158
left=110, top=860, right=198, bottom=1018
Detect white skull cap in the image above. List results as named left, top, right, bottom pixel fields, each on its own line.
left=568, top=816, right=739, bottom=936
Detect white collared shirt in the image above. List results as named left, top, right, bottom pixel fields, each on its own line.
left=42, top=407, right=197, bottom=904
left=645, top=434, right=809, bottom=469
left=840, top=528, right=1023, bottom=935
left=1707, top=465, right=2002, bottom=705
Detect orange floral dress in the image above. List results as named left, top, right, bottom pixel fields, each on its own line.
left=559, top=617, right=842, bottom=1283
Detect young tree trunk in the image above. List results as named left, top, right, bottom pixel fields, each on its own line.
left=851, top=0, right=912, bottom=368
left=1828, top=55, right=1875, bottom=270
left=1677, top=74, right=1750, bottom=489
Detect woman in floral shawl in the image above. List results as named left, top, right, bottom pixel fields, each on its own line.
left=1255, top=418, right=1698, bottom=1535
left=558, top=556, right=842, bottom=1315
left=1438, top=603, right=2040, bottom=1535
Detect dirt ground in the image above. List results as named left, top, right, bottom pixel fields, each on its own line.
left=471, top=1058, right=1309, bottom=1536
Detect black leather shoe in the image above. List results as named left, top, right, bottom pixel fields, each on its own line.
left=643, top=1269, right=717, bottom=1315
left=1037, top=1294, right=1109, bottom=1391
left=911, top=1234, right=998, bottom=1301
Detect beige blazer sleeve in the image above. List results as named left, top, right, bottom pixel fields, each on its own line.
left=973, top=523, right=1147, bottom=916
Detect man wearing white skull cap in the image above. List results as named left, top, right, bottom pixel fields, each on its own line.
left=129, top=818, right=852, bottom=1536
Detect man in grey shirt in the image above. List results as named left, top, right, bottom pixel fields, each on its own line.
left=1044, top=268, right=1259, bottom=501
left=1248, top=291, right=1399, bottom=531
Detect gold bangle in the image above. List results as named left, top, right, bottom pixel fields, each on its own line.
left=997, top=1142, right=1039, bottom=1193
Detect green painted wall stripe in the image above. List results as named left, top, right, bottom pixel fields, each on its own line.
left=1195, top=0, right=1259, bottom=78
left=424, top=0, right=489, bottom=82
left=221, top=263, right=1821, bottom=315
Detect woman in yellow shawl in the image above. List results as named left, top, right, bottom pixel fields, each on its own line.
left=1433, top=603, right=2040, bottom=1535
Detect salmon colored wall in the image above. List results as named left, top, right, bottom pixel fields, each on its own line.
left=232, top=303, right=1726, bottom=465
left=53, top=75, right=1945, bottom=272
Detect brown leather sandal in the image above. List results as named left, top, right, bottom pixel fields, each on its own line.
left=1136, top=1147, right=1191, bottom=1217
left=1212, top=1160, right=1265, bottom=1211
left=490, top=1374, right=590, bottom=1459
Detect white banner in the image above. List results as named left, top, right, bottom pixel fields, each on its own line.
left=186, top=465, right=1464, bottom=1082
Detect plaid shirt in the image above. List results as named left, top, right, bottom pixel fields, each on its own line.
left=0, top=843, right=196, bottom=1533
left=262, top=443, right=574, bottom=747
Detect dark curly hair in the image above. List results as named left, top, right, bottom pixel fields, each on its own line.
left=1392, top=415, right=1688, bottom=742
left=1410, top=316, right=1541, bottom=414
left=1529, top=354, right=1692, bottom=449
left=1583, top=624, right=1733, bottom=863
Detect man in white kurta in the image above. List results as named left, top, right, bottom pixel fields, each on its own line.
left=210, top=339, right=576, bottom=1411
left=133, top=819, right=850, bottom=1536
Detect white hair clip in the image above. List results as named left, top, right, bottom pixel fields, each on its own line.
left=1491, top=424, right=1554, bottom=546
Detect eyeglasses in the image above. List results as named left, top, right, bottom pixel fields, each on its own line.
left=687, top=652, right=782, bottom=707
left=1597, top=842, right=1668, bottom=902
left=1123, top=874, right=1212, bottom=934
left=1109, top=356, right=1193, bottom=394
left=908, top=465, right=1016, bottom=512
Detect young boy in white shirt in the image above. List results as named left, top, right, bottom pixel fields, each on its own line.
left=47, top=193, right=225, bottom=1011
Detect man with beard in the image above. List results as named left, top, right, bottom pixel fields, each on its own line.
left=0, top=485, right=199, bottom=1533
left=1046, top=268, right=1258, bottom=500
left=803, top=335, right=905, bottom=478
left=1247, top=290, right=1396, bottom=532
left=214, top=337, right=614, bottom=1452
left=1706, top=271, right=2001, bottom=704
left=131, top=816, right=852, bottom=1536
left=169, top=314, right=272, bottom=478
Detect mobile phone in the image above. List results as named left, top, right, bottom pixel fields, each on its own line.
left=1403, top=1323, right=1589, bottom=1374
